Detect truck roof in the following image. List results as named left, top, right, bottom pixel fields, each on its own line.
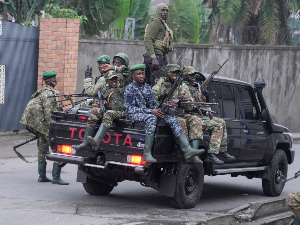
left=200, top=73, right=251, bottom=86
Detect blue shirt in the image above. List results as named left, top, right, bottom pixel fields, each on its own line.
left=124, top=81, right=158, bottom=115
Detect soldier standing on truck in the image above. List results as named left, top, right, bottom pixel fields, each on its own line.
left=20, top=71, right=69, bottom=185
left=143, top=3, right=173, bottom=86
left=73, top=70, right=125, bottom=150
left=152, top=64, right=203, bottom=164
left=286, top=190, right=300, bottom=225
left=123, top=64, right=204, bottom=163
left=183, top=66, right=235, bottom=164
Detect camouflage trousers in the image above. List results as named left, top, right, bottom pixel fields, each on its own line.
left=202, top=116, right=227, bottom=154
left=37, top=132, right=49, bottom=162
left=177, top=114, right=203, bottom=141
left=286, top=190, right=300, bottom=219
left=125, top=114, right=183, bottom=137
left=87, top=108, right=124, bottom=128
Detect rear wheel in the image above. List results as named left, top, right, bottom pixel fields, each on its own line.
left=83, top=177, right=114, bottom=195
left=262, top=149, right=288, bottom=196
left=169, top=163, right=204, bottom=209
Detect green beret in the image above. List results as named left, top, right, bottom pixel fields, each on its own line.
left=96, top=55, right=110, bottom=64
left=43, top=70, right=57, bottom=80
left=104, top=70, right=118, bottom=81
left=167, top=64, right=181, bottom=72
left=130, top=64, right=146, bottom=71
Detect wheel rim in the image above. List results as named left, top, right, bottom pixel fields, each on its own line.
left=185, top=168, right=198, bottom=195
left=275, top=162, right=285, bottom=185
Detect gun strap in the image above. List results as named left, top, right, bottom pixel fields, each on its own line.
left=107, top=90, right=115, bottom=108
left=13, top=148, right=37, bottom=163
left=134, top=83, right=149, bottom=108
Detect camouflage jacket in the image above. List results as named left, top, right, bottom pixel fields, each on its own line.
left=20, top=85, right=60, bottom=138
left=84, top=71, right=109, bottom=97
left=103, top=87, right=125, bottom=112
left=124, top=81, right=157, bottom=115
left=152, top=78, right=194, bottom=112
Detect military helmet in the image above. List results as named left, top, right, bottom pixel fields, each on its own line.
left=167, top=64, right=180, bottom=72
left=113, top=53, right=129, bottom=67
left=183, top=66, right=196, bottom=75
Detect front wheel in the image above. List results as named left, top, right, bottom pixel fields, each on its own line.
left=262, top=149, right=288, bottom=196
left=83, top=177, right=114, bottom=195
left=169, top=163, right=204, bottom=209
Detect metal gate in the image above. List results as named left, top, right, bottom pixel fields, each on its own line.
left=0, top=21, right=39, bottom=132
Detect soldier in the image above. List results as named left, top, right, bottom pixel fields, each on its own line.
left=20, top=71, right=69, bottom=185
left=144, top=3, right=173, bottom=86
left=286, top=190, right=300, bottom=224
left=73, top=70, right=125, bottom=150
left=183, top=66, right=235, bottom=165
left=152, top=64, right=203, bottom=164
left=124, top=64, right=203, bottom=163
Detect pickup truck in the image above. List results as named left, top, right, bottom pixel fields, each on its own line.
left=46, top=74, right=294, bottom=209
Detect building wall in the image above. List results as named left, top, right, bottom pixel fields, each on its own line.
left=76, top=39, right=300, bottom=132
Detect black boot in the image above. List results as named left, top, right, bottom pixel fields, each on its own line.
left=72, top=127, right=96, bottom=150
left=176, top=134, right=205, bottom=161
left=87, top=124, right=108, bottom=149
left=143, top=135, right=156, bottom=162
left=38, top=161, right=52, bottom=182
left=206, top=153, right=224, bottom=165
left=218, top=152, right=235, bottom=160
left=52, top=162, right=69, bottom=185
left=187, top=140, right=203, bottom=164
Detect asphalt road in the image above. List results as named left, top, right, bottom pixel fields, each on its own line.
left=0, top=133, right=299, bottom=225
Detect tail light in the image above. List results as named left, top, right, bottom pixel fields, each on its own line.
left=57, top=145, right=76, bottom=155
left=78, top=116, right=88, bottom=122
left=127, top=155, right=147, bottom=165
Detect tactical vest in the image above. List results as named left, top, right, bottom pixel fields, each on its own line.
left=144, top=17, right=174, bottom=53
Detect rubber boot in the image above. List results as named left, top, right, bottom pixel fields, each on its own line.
left=87, top=124, right=109, bottom=149
left=187, top=140, right=203, bottom=164
left=38, top=161, right=52, bottom=182
left=176, top=134, right=205, bottom=161
left=143, top=135, right=156, bottom=162
left=293, top=216, right=300, bottom=225
left=72, top=127, right=96, bottom=150
left=52, top=162, right=69, bottom=185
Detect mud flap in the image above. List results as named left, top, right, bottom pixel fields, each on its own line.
left=159, top=173, right=177, bottom=197
left=76, top=167, right=87, bottom=183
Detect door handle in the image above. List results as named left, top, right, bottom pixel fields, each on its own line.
left=242, top=129, right=248, bottom=134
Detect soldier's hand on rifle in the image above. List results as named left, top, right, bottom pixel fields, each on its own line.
left=200, top=85, right=208, bottom=94
left=180, top=93, right=189, bottom=102
left=152, top=109, right=164, bottom=118
left=152, top=57, right=160, bottom=70
left=164, top=100, right=178, bottom=108
left=85, top=65, right=93, bottom=79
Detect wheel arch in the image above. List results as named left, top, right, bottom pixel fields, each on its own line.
left=276, top=141, right=293, bottom=164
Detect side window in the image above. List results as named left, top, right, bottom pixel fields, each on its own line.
left=237, top=86, right=259, bottom=120
left=221, top=84, right=236, bottom=118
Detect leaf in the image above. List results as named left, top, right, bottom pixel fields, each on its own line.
left=129, top=0, right=139, bottom=17
left=114, top=0, right=130, bottom=29
left=219, top=0, right=242, bottom=25
left=234, top=0, right=250, bottom=26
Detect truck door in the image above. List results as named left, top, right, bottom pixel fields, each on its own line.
left=209, top=82, right=240, bottom=160
left=236, top=85, right=267, bottom=163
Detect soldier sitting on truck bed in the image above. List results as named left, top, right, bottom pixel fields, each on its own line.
left=73, top=70, right=125, bottom=150
left=183, top=66, right=235, bottom=165
left=152, top=64, right=203, bottom=164
left=123, top=64, right=204, bottom=163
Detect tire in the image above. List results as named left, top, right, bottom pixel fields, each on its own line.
left=262, top=149, right=288, bottom=197
left=83, top=177, right=114, bottom=195
left=169, top=163, right=204, bottom=209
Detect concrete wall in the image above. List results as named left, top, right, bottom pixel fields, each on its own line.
left=77, top=38, right=300, bottom=132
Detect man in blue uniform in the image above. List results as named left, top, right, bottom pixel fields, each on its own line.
left=123, top=64, right=204, bottom=163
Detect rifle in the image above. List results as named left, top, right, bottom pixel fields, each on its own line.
left=190, top=49, right=195, bottom=66
left=158, top=67, right=186, bottom=116
left=98, top=91, right=106, bottom=114
left=48, top=93, right=88, bottom=108
left=179, top=102, right=218, bottom=119
left=61, top=97, right=91, bottom=108
left=202, top=59, right=229, bottom=87
left=176, top=52, right=186, bottom=64
left=13, top=136, right=38, bottom=163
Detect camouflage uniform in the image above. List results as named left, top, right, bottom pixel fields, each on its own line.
left=20, top=85, right=60, bottom=162
left=286, top=190, right=300, bottom=219
left=87, top=87, right=125, bottom=129
left=124, top=80, right=183, bottom=137
left=152, top=73, right=202, bottom=141
left=183, top=80, right=228, bottom=154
